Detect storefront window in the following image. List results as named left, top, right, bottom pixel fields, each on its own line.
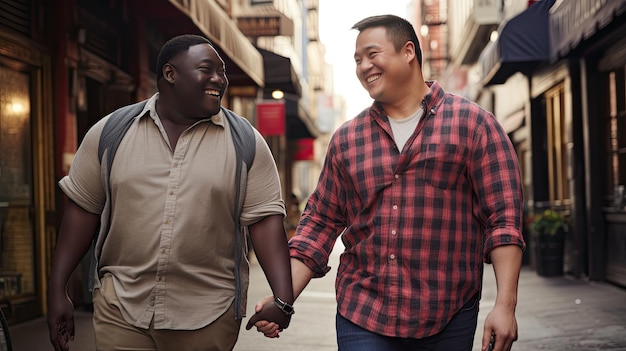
left=545, top=83, right=570, bottom=204
left=607, top=69, right=626, bottom=210
left=0, top=65, right=34, bottom=300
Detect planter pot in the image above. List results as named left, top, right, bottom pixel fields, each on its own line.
left=531, top=229, right=565, bottom=277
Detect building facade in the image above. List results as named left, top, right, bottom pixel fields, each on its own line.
left=442, top=0, right=626, bottom=286
left=413, top=0, right=626, bottom=287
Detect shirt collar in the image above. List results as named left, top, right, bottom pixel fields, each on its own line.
left=368, top=80, right=446, bottom=121
left=422, top=80, right=445, bottom=115
left=143, top=92, right=225, bottom=128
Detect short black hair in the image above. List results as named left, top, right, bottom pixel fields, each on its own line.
left=156, top=34, right=214, bottom=80
left=352, top=15, right=422, bottom=67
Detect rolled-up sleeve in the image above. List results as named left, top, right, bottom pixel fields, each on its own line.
left=471, top=112, right=525, bottom=262
left=289, top=133, right=346, bottom=278
left=58, top=118, right=107, bottom=214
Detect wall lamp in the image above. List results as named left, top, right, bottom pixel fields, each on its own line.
left=271, top=89, right=285, bottom=99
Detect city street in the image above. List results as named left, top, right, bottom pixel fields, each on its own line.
left=9, top=240, right=626, bottom=350
left=237, top=241, right=626, bottom=351
left=3, top=2, right=626, bottom=351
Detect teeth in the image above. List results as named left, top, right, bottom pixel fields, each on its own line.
left=206, top=89, right=220, bottom=96
left=367, top=75, right=380, bottom=83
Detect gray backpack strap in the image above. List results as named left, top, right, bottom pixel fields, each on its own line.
left=89, top=100, right=147, bottom=291
left=222, top=107, right=256, bottom=319
left=97, top=99, right=148, bottom=244
left=98, top=100, right=148, bottom=167
left=222, top=107, right=256, bottom=170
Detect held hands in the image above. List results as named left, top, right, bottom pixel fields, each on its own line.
left=47, top=292, right=75, bottom=351
left=245, top=295, right=287, bottom=338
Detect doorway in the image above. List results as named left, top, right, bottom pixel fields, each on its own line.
left=0, top=64, right=37, bottom=324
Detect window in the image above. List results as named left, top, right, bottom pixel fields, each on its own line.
left=607, top=68, right=626, bottom=208
left=545, top=83, right=570, bottom=204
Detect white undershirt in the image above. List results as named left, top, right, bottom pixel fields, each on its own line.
left=388, top=107, right=424, bottom=151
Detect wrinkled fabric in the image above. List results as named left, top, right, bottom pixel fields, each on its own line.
left=290, top=81, right=524, bottom=338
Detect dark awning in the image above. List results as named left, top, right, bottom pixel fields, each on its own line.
left=480, top=0, right=555, bottom=86
left=550, top=0, right=626, bottom=61
left=257, top=49, right=318, bottom=139
left=258, top=48, right=301, bottom=96
left=285, top=98, right=320, bottom=140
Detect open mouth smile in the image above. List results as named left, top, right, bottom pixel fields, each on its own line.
left=366, top=74, right=381, bottom=84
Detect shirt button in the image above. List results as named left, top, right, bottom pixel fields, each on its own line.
left=391, top=230, right=397, bottom=235
left=394, top=174, right=399, bottom=179
left=392, top=205, right=398, bottom=210
left=390, top=254, right=396, bottom=260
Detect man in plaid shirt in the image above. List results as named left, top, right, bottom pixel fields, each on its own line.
left=250, top=14, right=524, bottom=351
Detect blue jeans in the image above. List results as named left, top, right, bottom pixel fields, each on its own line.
left=336, top=295, right=479, bottom=351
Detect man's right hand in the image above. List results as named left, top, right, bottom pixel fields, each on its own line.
left=46, top=200, right=100, bottom=350
left=47, top=292, right=75, bottom=351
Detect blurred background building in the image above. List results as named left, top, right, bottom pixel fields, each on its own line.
left=0, top=0, right=624, bottom=327
left=412, top=0, right=626, bottom=288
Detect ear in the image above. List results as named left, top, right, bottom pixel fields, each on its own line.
left=403, top=41, right=416, bottom=63
left=163, top=63, right=176, bottom=84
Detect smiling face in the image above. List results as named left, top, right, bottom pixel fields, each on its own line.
left=166, top=43, right=229, bottom=118
left=354, top=26, right=415, bottom=106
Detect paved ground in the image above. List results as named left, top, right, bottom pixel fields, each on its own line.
left=7, top=241, right=626, bottom=350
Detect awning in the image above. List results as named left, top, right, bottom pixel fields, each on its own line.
left=256, top=49, right=318, bottom=139
left=480, top=0, right=555, bottom=86
left=550, top=0, right=626, bottom=61
left=167, top=0, right=264, bottom=87
left=289, top=101, right=320, bottom=139
left=258, top=48, right=301, bottom=96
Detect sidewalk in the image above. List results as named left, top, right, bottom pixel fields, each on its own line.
left=238, top=245, right=626, bottom=351
left=505, top=269, right=626, bottom=350
left=8, top=243, right=626, bottom=350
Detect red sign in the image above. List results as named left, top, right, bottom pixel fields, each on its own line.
left=293, top=138, right=315, bottom=161
left=256, top=101, right=285, bottom=136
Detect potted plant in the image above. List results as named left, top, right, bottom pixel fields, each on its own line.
left=529, top=209, right=568, bottom=236
left=528, top=209, right=568, bottom=277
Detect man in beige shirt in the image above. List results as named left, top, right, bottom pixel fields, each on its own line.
left=47, top=34, right=294, bottom=351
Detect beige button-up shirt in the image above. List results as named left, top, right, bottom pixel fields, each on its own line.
left=59, top=93, right=285, bottom=330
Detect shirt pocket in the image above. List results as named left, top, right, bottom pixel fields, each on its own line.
left=420, top=143, right=468, bottom=189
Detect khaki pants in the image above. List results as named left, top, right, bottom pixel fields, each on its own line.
left=93, top=275, right=241, bottom=351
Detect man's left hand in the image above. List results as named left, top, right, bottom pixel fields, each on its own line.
left=482, top=304, right=518, bottom=351
left=245, top=295, right=289, bottom=337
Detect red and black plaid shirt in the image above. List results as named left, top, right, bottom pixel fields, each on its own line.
left=289, top=81, right=525, bottom=338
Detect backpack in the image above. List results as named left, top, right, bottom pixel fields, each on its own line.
left=89, top=100, right=256, bottom=304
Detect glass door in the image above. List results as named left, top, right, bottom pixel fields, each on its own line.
left=0, top=64, right=35, bottom=322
